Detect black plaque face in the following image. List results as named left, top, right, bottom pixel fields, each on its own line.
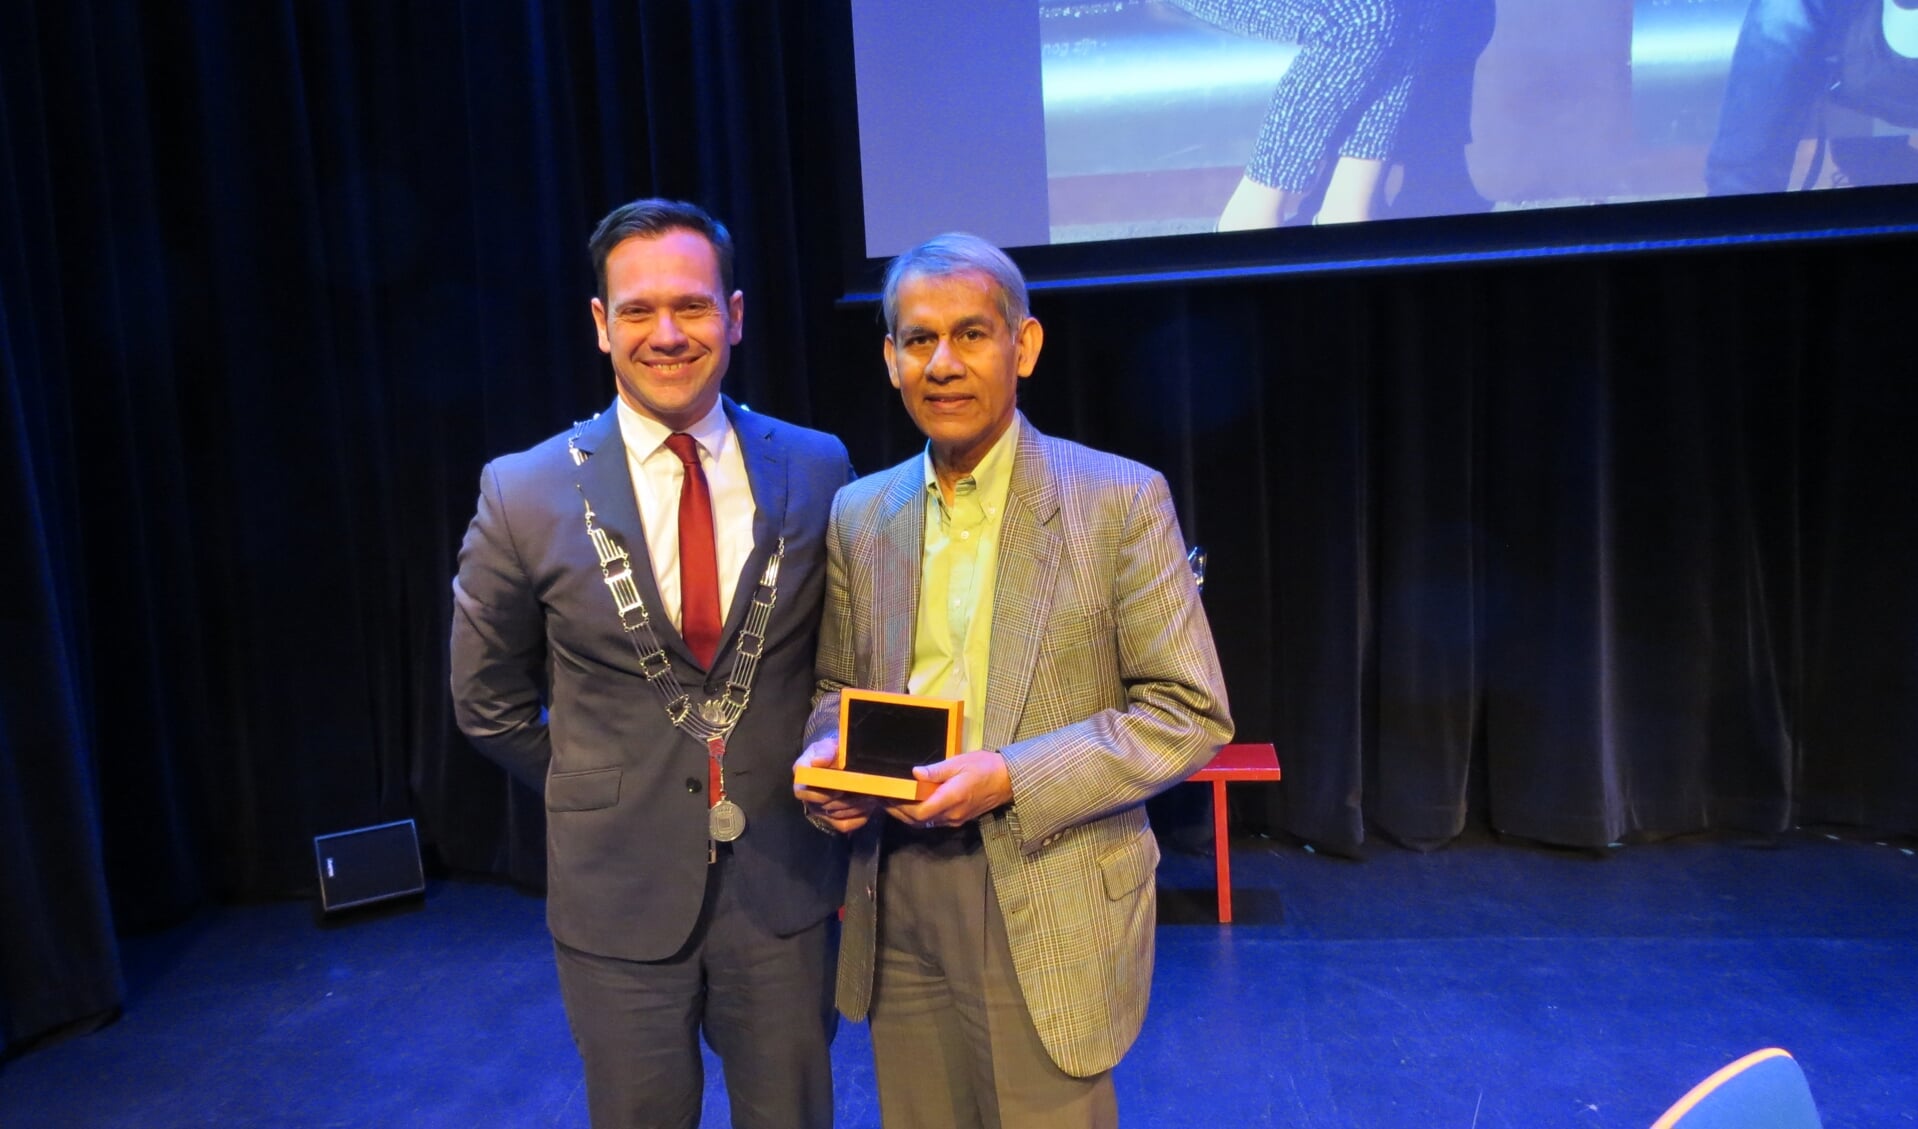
left=841, top=696, right=953, bottom=779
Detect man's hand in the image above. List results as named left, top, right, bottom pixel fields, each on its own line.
left=889, top=750, right=1012, bottom=828
left=793, top=735, right=881, bottom=833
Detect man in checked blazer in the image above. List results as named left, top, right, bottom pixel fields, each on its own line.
left=452, top=200, right=849, bottom=1128
left=794, top=233, right=1231, bottom=1127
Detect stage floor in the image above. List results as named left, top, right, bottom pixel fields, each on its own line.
left=3, top=828, right=1913, bottom=1127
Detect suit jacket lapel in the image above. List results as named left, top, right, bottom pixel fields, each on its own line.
left=572, top=403, right=697, bottom=668
left=985, top=418, right=1061, bottom=748
left=726, top=399, right=786, bottom=646
left=874, top=463, right=926, bottom=695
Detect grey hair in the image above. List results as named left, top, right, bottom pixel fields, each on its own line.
left=880, top=232, right=1029, bottom=338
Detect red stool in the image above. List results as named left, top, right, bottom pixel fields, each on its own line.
left=1185, top=742, right=1281, bottom=923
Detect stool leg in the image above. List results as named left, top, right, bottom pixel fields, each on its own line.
left=1212, top=778, right=1232, bottom=923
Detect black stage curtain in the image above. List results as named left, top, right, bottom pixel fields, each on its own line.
left=1014, top=251, right=1914, bottom=852
left=4, top=0, right=1914, bottom=1057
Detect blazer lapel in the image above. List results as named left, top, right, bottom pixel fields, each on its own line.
left=874, top=464, right=926, bottom=695
left=726, top=399, right=786, bottom=646
left=984, top=419, right=1061, bottom=748
left=571, top=404, right=696, bottom=668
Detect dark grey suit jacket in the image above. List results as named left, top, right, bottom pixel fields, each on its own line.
left=452, top=397, right=850, bottom=961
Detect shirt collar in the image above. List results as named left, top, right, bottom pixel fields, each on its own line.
left=615, top=395, right=732, bottom=462
left=921, top=413, right=1021, bottom=499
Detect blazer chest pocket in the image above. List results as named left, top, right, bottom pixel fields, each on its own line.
left=1047, top=605, right=1112, bottom=653
left=547, top=766, right=621, bottom=812
left=1037, top=607, right=1120, bottom=701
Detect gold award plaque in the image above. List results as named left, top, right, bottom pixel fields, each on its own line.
left=792, top=688, right=963, bottom=801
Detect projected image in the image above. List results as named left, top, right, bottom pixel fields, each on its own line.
left=1040, top=0, right=1918, bottom=243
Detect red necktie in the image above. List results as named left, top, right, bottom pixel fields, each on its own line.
left=665, top=433, right=722, bottom=668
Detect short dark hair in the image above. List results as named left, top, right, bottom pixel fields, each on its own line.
left=880, top=232, right=1029, bottom=338
left=587, top=198, right=736, bottom=304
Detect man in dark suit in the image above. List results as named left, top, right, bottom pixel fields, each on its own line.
left=452, top=199, right=849, bottom=1128
left=794, top=233, right=1232, bottom=1127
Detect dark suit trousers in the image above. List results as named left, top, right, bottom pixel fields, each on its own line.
left=553, top=846, right=837, bottom=1129
left=869, top=827, right=1117, bottom=1129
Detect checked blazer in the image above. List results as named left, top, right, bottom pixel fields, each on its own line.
left=804, top=414, right=1232, bottom=1078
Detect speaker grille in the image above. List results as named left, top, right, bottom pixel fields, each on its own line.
left=313, top=819, right=425, bottom=912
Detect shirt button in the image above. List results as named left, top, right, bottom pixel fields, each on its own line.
left=686, top=777, right=703, bottom=794
left=959, top=530, right=970, bottom=540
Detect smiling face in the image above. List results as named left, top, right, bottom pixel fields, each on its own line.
left=589, top=229, right=744, bottom=431
left=884, top=268, right=1042, bottom=481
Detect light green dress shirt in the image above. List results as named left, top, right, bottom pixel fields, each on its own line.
left=906, top=416, right=1020, bottom=754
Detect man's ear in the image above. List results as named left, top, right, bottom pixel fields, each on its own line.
left=884, top=335, right=902, bottom=390
left=727, top=290, right=744, bottom=345
left=1014, top=317, right=1043, bottom=377
left=591, top=297, right=612, bottom=354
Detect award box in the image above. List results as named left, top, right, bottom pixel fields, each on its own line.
left=793, top=688, right=963, bottom=801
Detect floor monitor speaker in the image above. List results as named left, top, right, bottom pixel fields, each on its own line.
left=313, top=818, right=425, bottom=913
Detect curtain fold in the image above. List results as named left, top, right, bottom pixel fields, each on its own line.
left=1795, top=278, right=1918, bottom=830
left=1, top=221, right=122, bottom=1057
left=1371, top=281, right=1480, bottom=850
left=4, top=0, right=1914, bottom=1058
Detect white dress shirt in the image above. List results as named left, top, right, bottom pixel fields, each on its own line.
left=615, top=396, right=758, bottom=634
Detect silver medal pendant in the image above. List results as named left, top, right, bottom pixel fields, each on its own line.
left=709, top=799, right=746, bottom=842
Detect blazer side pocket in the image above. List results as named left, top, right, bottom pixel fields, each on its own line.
left=1099, top=827, right=1160, bottom=900
left=547, top=766, right=621, bottom=812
